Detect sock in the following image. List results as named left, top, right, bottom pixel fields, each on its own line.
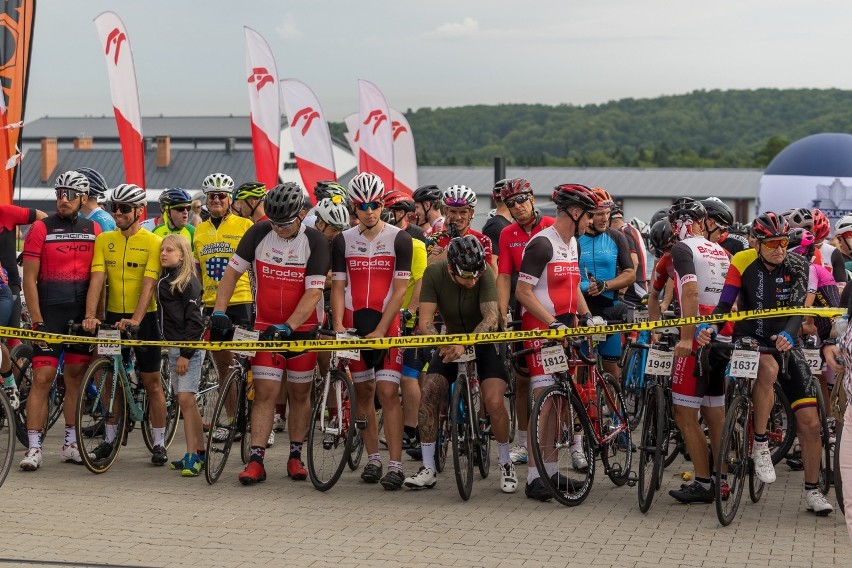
left=64, top=426, right=76, bottom=447
left=572, top=434, right=583, bottom=450
left=695, top=476, right=712, bottom=490
left=527, top=465, right=540, bottom=483
left=105, top=424, right=118, bottom=444
left=404, top=425, right=417, bottom=439
left=28, top=429, right=42, bottom=449
left=153, top=427, right=166, bottom=448
left=518, top=430, right=528, bottom=448
left=197, top=450, right=206, bottom=461
left=289, top=442, right=303, bottom=459
left=753, top=432, right=768, bottom=450
left=497, top=442, right=510, bottom=465
left=389, top=460, right=403, bottom=472
left=421, top=442, right=436, bottom=471
left=805, top=481, right=819, bottom=491
left=368, top=452, right=381, bottom=465
left=1, top=369, right=14, bottom=389
left=249, top=446, right=265, bottom=463
left=545, top=462, right=558, bottom=477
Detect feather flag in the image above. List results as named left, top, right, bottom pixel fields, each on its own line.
left=357, top=80, right=394, bottom=193
left=244, top=27, right=281, bottom=189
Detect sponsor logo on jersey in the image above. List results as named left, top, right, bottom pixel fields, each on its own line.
left=348, top=258, right=392, bottom=269
left=201, top=243, right=234, bottom=255
left=261, top=265, right=305, bottom=279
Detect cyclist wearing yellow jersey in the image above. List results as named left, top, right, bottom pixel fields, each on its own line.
left=82, top=183, right=169, bottom=466
left=153, top=188, right=195, bottom=245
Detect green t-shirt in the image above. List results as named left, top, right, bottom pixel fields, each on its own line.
left=419, top=259, right=496, bottom=334
left=153, top=221, right=195, bottom=246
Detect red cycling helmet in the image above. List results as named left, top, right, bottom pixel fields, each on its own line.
left=811, top=208, right=831, bottom=241
left=552, top=183, right=598, bottom=212
left=499, top=178, right=533, bottom=202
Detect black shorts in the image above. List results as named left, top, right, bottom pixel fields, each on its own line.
left=730, top=335, right=817, bottom=411
left=105, top=311, right=160, bottom=374
left=203, top=304, right=254, bottom=341
left=427, top=343, right=507, bottom=384
left=32, top=302, right=94, bottom=367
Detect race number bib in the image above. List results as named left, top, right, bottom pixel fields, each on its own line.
left=233, top=328, right=260, bottom=357
left=802, top=348, right=822, bottom=373
left=729, top=349, right=759, bottom=379
left=591, top=334, right=607, bottom=343
left=540, top=344, right=569, bottom=374
left=630, top=309, right=649, bottom=324
left=97, top=329, right=121, bottom=356
left=452, top=345, right=476, bottom=363
left=336, top=332, right=361, bottom=361
left=644, top=347, right=673, bottom=375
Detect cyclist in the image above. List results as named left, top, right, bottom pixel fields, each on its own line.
left=578, top=187, right=635, bottom=391
left=834, top=215, right=852, bottom=273
left=153, top=188, right=195, bottom=244
left=304, top=180, right=348, bottom=228
left=330, top=172, right=413, bottom=490
left=77, top=167, right=116, bottom=232
left=782, top=207, right=824, bottom=266
left=495, top=178, right=555, bottom=465
left=312, top=196, right=351, bottom=242
left=609, top=202, right=649, bottom=304
left=412, top=184, right=444, bottom=235
left=515, top=183, right=598, bottom=500
left=647, top=219, right=678, bottom=323
left=700, top=197, right=748, bottom=255
left=428, top=185, right=496, bottom=273
left=812, top=208, right=847, bottom=287
left=82, top=183, right=170, bottom=465
left=231, top=181, right=268, bottom=223
left=19, top=171, right=101, bottom=470
left=663, top=198, right=729, bottom=503
left=211, top=183, right=329, bottom=484
left=404, top=236, right=515, bottom=492
left=0, top=202, right=46, bottom=332
left=384, top=189, right=427, bottom=243
left=193, top=173, right=255, bottom=426
left=482, top=179, right=513, bottom=270
left=696, top=212, right=833, bottom=515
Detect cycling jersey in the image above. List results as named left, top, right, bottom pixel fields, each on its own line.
left=140, top=217, right=159, bottom=231
left=229, top=222, right=329, bottom=332
left=714, top=248, right=809, bottom=340
left=23, top=213, right=100, bottom=306
left=497, top=215, right=555, bottom=277
left=670, top=236, right=729, bottom=311
left=578, top=228, right=633, bottom=307
left=193, top=213, right=254, bottom=306
left=420, top=259, right=497, bottom=334
left=404, top=223, right=427, bottom=244
left=436, top=228, right=493, bottom=266
left=717, top=231, right=749, bottom=256
left=518, top=226, right=581, bottom=323
left=651, top=252, right=675, bottom=291
left=1, top=204, right=37, bottom=289
left=153, top=221, right=194, bottom=245
left=620, top=222, right=649, bottom=300
left=819, top=241, right=848, bottom=285
left=425, top=216, right=444, bottom=237
left=404, top=238, right=427, bottom=311
left=331, top=223, right=413, bottom=312
left=91, top=228, right=162, bottom=313
left=808, top=261, right=841, bottom=340
left=483, top=214, right=512, bottom=258
left=85, top=207, right=117, bottom=232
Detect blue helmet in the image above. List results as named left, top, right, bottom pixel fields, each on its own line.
left=159, top=187, right=192, bottom=208
left=75, top=167, right=109, bottom=198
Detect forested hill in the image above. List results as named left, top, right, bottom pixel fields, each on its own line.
left=330, top=89, right=852, bottom=168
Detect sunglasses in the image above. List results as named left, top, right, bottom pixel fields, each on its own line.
left=760, top=238, right=789, bottom=249
left=445, top=198, right=473, bottom=208
left=504, top=194, right=532, bottom=208
left=454, top=269, right=482, bottom=280
left=356, top=201, right=382, bottom=212
left=111, top=203, right=137, bottom=214
left=56, top=188, right=85, bottom=200
left=169, top=205, right=191, bottom=213
left=270, top=217, right=298, bottom=229
left=207, top=192, right=228, bottom=201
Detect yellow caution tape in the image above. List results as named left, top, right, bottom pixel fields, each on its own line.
left=0, top=306, right=843, bottom=353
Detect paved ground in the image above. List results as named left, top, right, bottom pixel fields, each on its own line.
left=1, top=423, right=849, bottom=568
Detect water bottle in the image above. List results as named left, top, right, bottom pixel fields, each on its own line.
left=126, top=362, right=142, bottom=402
left=834, top=314, right=849, bottom=338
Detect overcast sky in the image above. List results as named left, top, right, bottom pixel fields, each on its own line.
left=24, top=0, right=852, bottom=122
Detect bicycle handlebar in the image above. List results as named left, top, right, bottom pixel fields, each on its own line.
left=68, top=320, right=139, bottom=340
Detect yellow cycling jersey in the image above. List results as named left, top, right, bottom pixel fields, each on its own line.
left=404, top=238, right=427, bottom=316
left=153, top=222, right=194, bottom=246
left=193, top=213, right=254, bottom=306
left=91, top=228, right=162, bottom=314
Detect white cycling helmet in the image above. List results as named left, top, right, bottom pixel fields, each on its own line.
left=314, top=197, right=350, bottom=230
left=836, top=214, right=852, bottom=234
left=442, top=184, right=477, bottom=208
left=201, top=173, right=234, bottom=194
left=54, top=170, right=90, bottom=194
left=110, top=183, right=147, bottom=206
left=348, top=172, right=384, bottom=204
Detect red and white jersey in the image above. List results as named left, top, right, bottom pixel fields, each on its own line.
left=424, top=216, right=445, bottom=237
left=651, top=252, right=675, bottom=291
left=497, top=215, right=555, bottom=276
left=229, top=222, right=329, bottom=331
left=517, top=226, right=581, bottom=323
left=670, top=236, right=729, bottom=312
left=331, top=223, right=413, bottom=312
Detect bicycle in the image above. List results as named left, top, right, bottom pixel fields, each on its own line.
left=450, top=344, right=490, bottom=501
left=75, top=323, right=180, bottom=474
left=831, top=368, right=847, bottom=514
left=521, top=336, right=633, bottom=506
left=619, top=300, right=652, bottom=429
left=0, top=387, right=14, bottom=488
left=196, top=350, right=221, bottom=432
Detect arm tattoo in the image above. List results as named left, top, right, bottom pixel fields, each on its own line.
left=473, top=301, right=499, bottom=334
left=424, top=321, right=441, bottom=336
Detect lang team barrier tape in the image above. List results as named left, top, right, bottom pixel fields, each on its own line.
left=0, top=306, right=844, bottom=353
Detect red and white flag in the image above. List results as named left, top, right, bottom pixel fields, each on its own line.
left=390, top=109, right=417, bottom=196
left=94, top=12, right=145, bottom=188
left=357, top=80, right=394, bottom=194
left=343, top=112, right=359, bottom=156
left=281, top=79, right=336, bottom=204
left=244, top=27, right=281, bottom=190
left=4, top=145, right=21, bottom=171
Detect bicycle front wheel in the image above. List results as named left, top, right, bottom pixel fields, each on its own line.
left=598, top=373, right=632, bottom=486
left=451, top=377, right=474, bottom=501
left=769, top=383, right=795, bottom=465
left=638, top=383, right=665, bottom=513
left=471, top=381, right=490, bottom=479
left=715, top=394, right=749, bottom=526
left=435, top=411, right=450, bottom=473
left=835, top=424, right=845, bottom=514
left=503, top=356, right=517, bottom=444
left=10, top=343, right=33, bottom=446
left=530, top=385, right=595, bottom=506
left=76, top=358, right=127, bottom=474
left=307, top=370, right=356, bottom=491
left=205, top=368, right=241, bottom=485
left=815, top=385, right=832, bottom=495
left=0, top=389, right=15, bottom=488
left=621, top=345, right=646, bottom=429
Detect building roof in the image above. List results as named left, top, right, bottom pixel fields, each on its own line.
left=23, top=116, right=257, bottom=141
left=417, top=166, right=762, bottom=199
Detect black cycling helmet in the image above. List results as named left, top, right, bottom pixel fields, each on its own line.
left=751, top=212, right=789, bottom=241
left=313, top=180, right=347, bottom=202
left=75, top=167, right=108, bottom=199
left=649, top=219, right=676, bottom=256
left=781, top=207, right=813, bottom=230
left=700, top=197, right=734, bottom=227
left=492, top=178, right=510, bottom=200
left=552, top=183, right=598, bottom=212
left=650, top=208, right=669, bottom=227
left=447, top=235, right=487, bottom=276
left=412, top=184, right=441, bottom=203
left=264, top=182, right=305, bottom=223
left=668, top=197, right=706, bottom=225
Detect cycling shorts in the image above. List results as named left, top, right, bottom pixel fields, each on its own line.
left=32, top=303, right=93, bottom=369
left=671, top=337, right=726, bottom=408
left=344, top=308, right=402, bottom=384
left=203, top=304, right=254, bottom=342
left=249, top=329, right=318, bottom=383
left=589, top=303, right=626, bottom=361
left=426, top=343, right=507, bottom=384
left=105, top=311, right=160, bottom=374
left=402, top=347, right=428, bottom=380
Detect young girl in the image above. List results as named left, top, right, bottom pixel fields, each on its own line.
left=157, top=234, right=205, bottom=476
